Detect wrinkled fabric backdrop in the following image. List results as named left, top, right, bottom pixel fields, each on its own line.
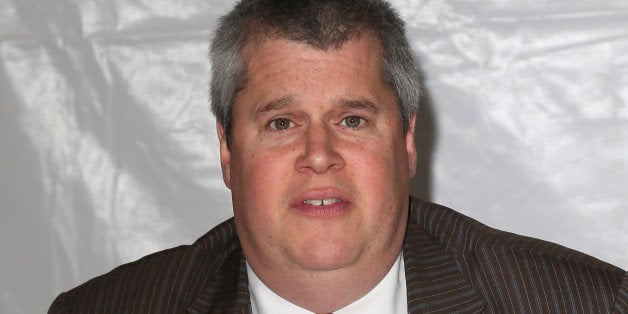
left=1, top=0, right=627, bottom=312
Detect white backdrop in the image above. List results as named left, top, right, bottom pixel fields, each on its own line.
left=1, top=0, right=626, bottom=312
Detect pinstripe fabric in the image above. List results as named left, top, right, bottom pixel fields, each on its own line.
left=409, top=197, right=627, bottom=313
left=403, top=222, right=485, bottom=313
left=49, top=218, right=251, bottom=313
left=50, top=198, right=627, bottom=313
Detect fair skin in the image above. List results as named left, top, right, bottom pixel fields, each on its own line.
left=217, top=34, right=417, bottom=313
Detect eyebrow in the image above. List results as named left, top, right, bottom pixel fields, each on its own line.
left=253, top=96, right=380, bottom=118
left=337, top=98, right=380, bottom=114
left=254, top=95, right=296, bottom=118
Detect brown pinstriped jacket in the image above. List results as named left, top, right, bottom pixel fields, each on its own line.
left=50, top=197, right=628, bottom=313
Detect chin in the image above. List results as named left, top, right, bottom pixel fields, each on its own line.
left=294, top=241, right=359, bottom=272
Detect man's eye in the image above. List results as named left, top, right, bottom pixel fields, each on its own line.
left=268, top=118, right=294, bottom=130
left=341, top=116, right=366, bottom=128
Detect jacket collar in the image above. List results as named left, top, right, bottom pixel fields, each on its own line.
left=186, top=219, right=251, bottom=313
left=403, top=217, right=486, bottom=313
left=186, top=248, right=251, bottom=313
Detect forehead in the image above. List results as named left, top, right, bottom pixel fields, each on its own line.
left=240, top=33, right=385, bottom=80
left=233, top=35, right=394, bottom=119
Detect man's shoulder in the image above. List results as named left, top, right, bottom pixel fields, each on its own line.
left=409, top=197, right=622, bottom=270
left=408, top=197, right=627, bottom=312
left=49, top=218, right=242, bottom=313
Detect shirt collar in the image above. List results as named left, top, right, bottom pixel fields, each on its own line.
left=247, top=253, right=407, bottom=314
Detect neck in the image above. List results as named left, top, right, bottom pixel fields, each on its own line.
left=247, top=244, right=404, bottom=313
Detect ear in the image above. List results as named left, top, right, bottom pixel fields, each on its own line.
left=216, top=120, right=232, bottom=189
left=405, top=114, right=417, bottom=178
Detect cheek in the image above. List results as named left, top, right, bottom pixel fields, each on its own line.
left=348, top=142, right=407, bottom=184
left=232, top=148, right=292, bottom=210
left=231, top=150, right=289, bottom=244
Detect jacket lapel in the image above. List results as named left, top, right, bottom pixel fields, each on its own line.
left=186, top=225, right=252, bottom=313
left=404, top=214, right=486, bottom=313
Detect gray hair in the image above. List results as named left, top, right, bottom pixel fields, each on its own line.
left=210, top=0, right=422, bottom=145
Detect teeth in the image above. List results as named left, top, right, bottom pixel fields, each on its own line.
left=303, top=198, right=341, bottom=206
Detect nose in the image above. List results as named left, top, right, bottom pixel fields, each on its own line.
left=296, top=123, right=345, bottom=174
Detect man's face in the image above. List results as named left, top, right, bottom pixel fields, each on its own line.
left=217, top=34, right=417, bottom=276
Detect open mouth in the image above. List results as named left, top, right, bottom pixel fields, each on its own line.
left=302, top=198, right=342, bottom=206
left=294, top=194, right=349, bottom=218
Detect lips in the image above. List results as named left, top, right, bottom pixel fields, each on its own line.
left=291, top=190, right=350, bottom=218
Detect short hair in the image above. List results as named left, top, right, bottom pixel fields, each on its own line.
left=210, top=0, right=422, bottom=145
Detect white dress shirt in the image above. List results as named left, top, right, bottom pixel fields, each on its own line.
left=247, top=253, right=407, bottom=314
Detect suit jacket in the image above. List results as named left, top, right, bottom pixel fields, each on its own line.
left=50, top=197, right=628, bottom=313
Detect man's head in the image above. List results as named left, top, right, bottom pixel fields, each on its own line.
left=210, top=0, right=420, bottom=311
left=210, top=0, right=421, bottom=145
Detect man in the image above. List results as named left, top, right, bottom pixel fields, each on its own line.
left=50, top=0, right=627, bottom=313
